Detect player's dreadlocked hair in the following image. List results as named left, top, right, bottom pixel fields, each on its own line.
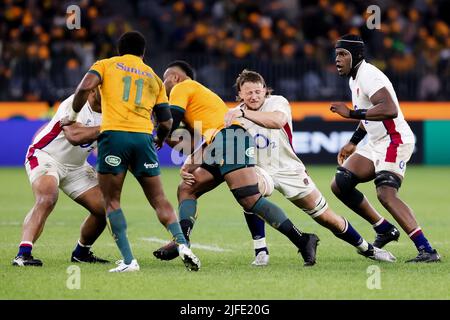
left=167, top=60, right=195, bottom=80
left=117, top=31, right=146, bottom=57
left=235, top=69, right=272, bottom=101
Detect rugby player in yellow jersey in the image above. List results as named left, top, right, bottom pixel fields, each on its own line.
left=153, top=61, right=320, bottom=266
left=68, top=31, right=200, bottom=272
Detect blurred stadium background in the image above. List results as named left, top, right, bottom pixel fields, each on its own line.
left=0, top=0, right=449, bottom=166
left=1, top=0, right=449, bottom=102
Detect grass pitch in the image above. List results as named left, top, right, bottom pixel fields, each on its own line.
left=0, top=166, right=448, bottom=300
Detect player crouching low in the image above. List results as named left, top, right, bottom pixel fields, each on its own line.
left=13, top=90, right=108, bottom=267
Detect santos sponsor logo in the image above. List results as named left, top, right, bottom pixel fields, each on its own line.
left=292, top=131, right=356, bottom=154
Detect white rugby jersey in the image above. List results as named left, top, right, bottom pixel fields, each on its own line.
left=26, top=95, right=101, bottom=167
left=239, top=95, right=304, bottom=174
left=349, top=60, right=414, bottom=145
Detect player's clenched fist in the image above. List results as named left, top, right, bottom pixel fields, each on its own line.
left=330, top=102, right=351, bottom=118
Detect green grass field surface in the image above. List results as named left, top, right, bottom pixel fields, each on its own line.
left=0, top=166, right=448, bottom=300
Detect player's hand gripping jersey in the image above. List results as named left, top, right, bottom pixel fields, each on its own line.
left=26, top=94, right=101, bottom=168
left=237, top=95, right=317, bottom=200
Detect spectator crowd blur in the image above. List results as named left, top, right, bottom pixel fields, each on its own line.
left=1, top=0, right=449, bottom=103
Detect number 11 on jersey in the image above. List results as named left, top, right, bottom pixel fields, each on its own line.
left=122, top=76, right=143, bottom=107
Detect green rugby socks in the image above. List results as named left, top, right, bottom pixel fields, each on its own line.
left=251, top=197, right=306, bottom=249
left=167, top=222, right=188, bottom=245
left=178, top=199, right=197, bottom=243
left=108, top=209, right=134, bottom=264
left=250, top=197, right=288, bottom=228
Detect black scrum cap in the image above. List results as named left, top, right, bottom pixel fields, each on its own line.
left=335, top=34, right=365, bottom=70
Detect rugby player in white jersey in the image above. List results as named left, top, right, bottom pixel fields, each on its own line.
left=224, top=69, right=396, bottom=266
left=330, top=34, right=440, bottom=263
left=13, top=89, right=109, bottom=266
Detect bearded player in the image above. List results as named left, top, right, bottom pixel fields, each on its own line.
left=224, top=69, right=396, bottom=266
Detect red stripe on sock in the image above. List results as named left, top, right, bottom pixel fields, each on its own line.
left=409, top=229, right=423, bottom=239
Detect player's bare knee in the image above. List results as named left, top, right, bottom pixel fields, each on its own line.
left=90, top=206, right=106, bottom=218
left=35, top=194, right=58, bottom=211
left=177, top=180, right=196, bottom=200
left=105, top=199, right=121, bottom=212
left=376, top=186, right=398, bottom=208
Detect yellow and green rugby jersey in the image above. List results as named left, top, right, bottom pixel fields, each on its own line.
left=89, top=54, right=168, bottom=134
left=169, top=79, right=239, bottom=144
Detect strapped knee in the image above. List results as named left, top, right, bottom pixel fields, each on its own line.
left=302, top=195, right=329, bottom=218
left=334, top=166, right=364, bottom=209
left=335, top=166, right=359, bottom=193
left=255, top=166, right=274, bottom=197
left=231, top=184, right=261, bottom=211
left=374, top=171, right=402, bottom=190
left=231, top=184, right=260, bottom=200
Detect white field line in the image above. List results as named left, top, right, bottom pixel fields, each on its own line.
left=141, top=237, right=232, bottom=252
left=0, top=221, right=66, bottom=226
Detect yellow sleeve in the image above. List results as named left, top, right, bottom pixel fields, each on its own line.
left=169, top=82, right=191, bottom=111
left=88, top=59, right=105, bottom=82
left=155, top=76, right=169, bottom=107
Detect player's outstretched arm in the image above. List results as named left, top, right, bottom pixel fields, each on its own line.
left=73, top=73, right=101, bottom=113
left=62, top=122, right=100, bottom=146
